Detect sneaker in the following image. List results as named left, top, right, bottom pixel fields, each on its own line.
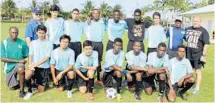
left=23, top=92, right=33, bottom=100
left=134, top=93, right=141, bottom=100
left=116, top=94, right=122, bottom=101
left=179, top=93, right=187, bottom=100
left=192, top=88, right=199, bottom=95
left=158, top=95, right=163, bottom=103
left=19, top=91, right=26, bottom=98
left=96, top=80, right=103, bottom=85
left=67, top=91, right=72, bottom=98
left=88, top=93, right=94, bottom=100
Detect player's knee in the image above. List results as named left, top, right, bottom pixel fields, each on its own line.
left=88, top=70, right=95, bottom=78
left=145, top=88, right=153, bottom=95
left=57, top=87, right=64, bottom=92
left=67, top=71, right=74, bottom=79
left=17, top=67, right=24, bottom=74
left=188, top=77, right=195, bottom=83
left=168, top=96, right=176, bottom=102
left=159, top=73, right=166, bottom=80
left=25, top=70, right=33, bottom=80
left=79, top=88, right=87, bottom=94
left=115, top=71, right=122, bottom=77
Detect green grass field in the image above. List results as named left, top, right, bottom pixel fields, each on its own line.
left=1, top=23, right=214, bottom=102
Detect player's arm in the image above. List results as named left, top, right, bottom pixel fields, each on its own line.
left=75, top=69, right=89, bottom=80
left=25, top=37, right=31, bottom=47
left=81, top=66, right=97, bottom=71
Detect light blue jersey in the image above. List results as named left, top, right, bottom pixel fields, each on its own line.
left=102, top=49, right=125, bottom=72
left=126, top=50, right=147, bottom=68
left=169, top=57, right=193, bottom=84
left=147, top=52, right=169, bottom=68
left=107, top=19, right=127, bottom=41
left=75, top=50, right=98, bottom=72
left=45, top=17, right=64, bottom=44
left=29, top=40, right=53, bottom=68
left=64, top=20, right=84, bottom=42
left=145, top=25, right=166, bottom=48
left=50, top=47, right=75, bottom=71
left=84, top=19, right=105, bottom=42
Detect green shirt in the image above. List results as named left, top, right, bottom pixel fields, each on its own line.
left=1, top=38, right=29, bottom=75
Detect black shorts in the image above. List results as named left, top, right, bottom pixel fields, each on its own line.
left=127, top=73, right=137, bottom=88
left=77, top=71, right=88, bottom=87
left=102, top=71, right=118, bottom=88
left=68, top=42, right=82, bottom=60
left=142, top=74, right=155, bottom=89
left=92, top=41, right=103, bottom=62
left=53, top=44, right=60, bottom=50
left=35, top=67, right=50, bottom=86
left=106, top=40, right=123, bottom=51
left=127, top=40, right=145, bottom=52
left=186, top=47, right=203, bottom=69
left=190, top=60, right=204, bottom=69
left=147, top=48, right=157, bottom=55
left=55, top=69, right=69, bottom=88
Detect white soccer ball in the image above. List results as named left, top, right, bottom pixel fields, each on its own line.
left=106, top=88, right=117, bottom=99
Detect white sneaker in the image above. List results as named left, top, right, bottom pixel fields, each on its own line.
left=67, top=91, right=72, bottom=98
left=24, top=92, right=33, bottom=100
left=192, top=88, right=199, bottom=95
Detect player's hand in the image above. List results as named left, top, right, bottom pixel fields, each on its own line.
left=18, top=59, right=26, bottom=64
left=84, top=77, right=89, bottom=81
left=56, top=72, right=63, bottom=80
left=28, top=64, right=37, bottom=71
left=147, top=68, right=155, bottom=74
left=53, top=78, right=58, bottom=85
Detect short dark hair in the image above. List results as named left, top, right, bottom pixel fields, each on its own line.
left=153, top=12, right=161, bottom=19
left=158, top=42, right=166, bottom=48
left=50, top=4, right=60, bottom=11
left=114, top=38, right=123, bottom=44
left=83, top=40, right=92, bottom=47
left=59, top=34, right=71, bottom=42
left=36, top=25, right=47, bottom=33
left=177, top=45, right=186, bottom=50
left=113, top=9, right=120, bottom=13
left=134, top=9, right=141, bottom=15
left=175, top=19, right=182, bottom=23
left=9, top=26, right=18, bottom=32
left=72, top=8, right=79, bottom=13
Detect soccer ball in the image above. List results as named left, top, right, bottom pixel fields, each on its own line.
left=106, top=88, right=117, bottom=99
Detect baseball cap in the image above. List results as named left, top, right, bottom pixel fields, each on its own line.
left=32, top=8, right=41, bottom=13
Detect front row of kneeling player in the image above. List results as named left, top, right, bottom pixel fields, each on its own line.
left=2, top=26, right=194, bottom=102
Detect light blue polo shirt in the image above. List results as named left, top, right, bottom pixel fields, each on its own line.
left=102, top=49, right=125, bottom=72
left=64, top=20, right=84, bottom=42
left=107, top=19, right=127, bottom=41
left=84, top=19, right=105, bottom=42
left=145, top=25, right=166, bottom=48
left=25, top=19, right=42, bottom=40
left=169, top=57, right=193, bottom=84
left=45, top=17, right=64, bottom=44
left=29, top=40, right=53, bottom=68
left=50, top=47, right=75, bottom=71
left=126, top=50, right=147, bottom=68
left=75, top=50, right=98, bottom=72
left=147, top=52, right=169, bottom=68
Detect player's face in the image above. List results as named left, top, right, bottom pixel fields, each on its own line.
left=37, top=30, right=46, bottom=39
left=113, top=12, right=120, bottom=23
left=134, top=12, right=141, bottom=22
left=157, top=46, right=166, bottom=57
left=60, top=38, right=69, bottom=49
left=113, top=42, right=122, bottom=52
left=92, top=10, right=100, bottom=20
left=84, top=46, right=93, bottom=56
left=50, top=11, right=59, bottom=18
left=177, top=48, right=185, bottom=59
left=72, top=11, right=79, bottom=20
left=9, top=28, right=19, bottom=40
left=192, top=16, right=201, bottom=28
left=133, top=42, right=141, bottom=53
left=153, top=15, right=160, bottom=24
left=32, top=13, right=41, bottom=21
left=175, top=21, right=182, bottom=28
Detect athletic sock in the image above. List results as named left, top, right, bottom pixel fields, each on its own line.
left=68, top=79, right=74, bottom=91
left=116, top=77, right=122, bottom=94
left=26, top=79, right=32, bottom=93
left=180, top=83, right=194, bottom=94
left=135, top=81, right=142, bottom=95
left=159, top=80, right=165, bottom=95
left=88, top=78, right=94, bottom=93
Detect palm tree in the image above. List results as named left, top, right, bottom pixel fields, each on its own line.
left=112, top=4, right=122, bottom=11
left=99, top=2, right=112, bottom=18
left=1, top=0, right=17, bottom=20
left=81, top=0, right=95, bottom=20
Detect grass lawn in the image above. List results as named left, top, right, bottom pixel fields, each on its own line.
left=0, top=23, right=214, bottom=102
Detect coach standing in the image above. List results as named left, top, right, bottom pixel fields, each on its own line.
left=25, top=8, right=42, bottom=47
left=185, top=16, right=210, bottom=95
left=124, top=9, right=151, bottom=52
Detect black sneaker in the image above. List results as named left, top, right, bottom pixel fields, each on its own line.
left=134, top=93, right=141, bottom=100
left=19, top=91, right=26, bottom=98
left=179, top=93, right=187, bottom=100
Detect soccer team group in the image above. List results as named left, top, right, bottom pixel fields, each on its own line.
left=1, top=4, right=210, bottom=102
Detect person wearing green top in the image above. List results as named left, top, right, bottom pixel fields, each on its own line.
left=1, top=26, right=29, bottom=98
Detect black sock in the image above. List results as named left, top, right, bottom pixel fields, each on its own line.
left=116, top=77, right=122, bottom=94
left=68, top=79, right=74, bottom=91
left=159, top=80, right=165, bottom=95
left=180, top=83, right=194, bottom=94
left=88, top=78, right=94, bottom=93
left=135, top=81, right=142, bottom=95
left=97, top=66, right=101, bottom=81
left=26, top=79, right=32, bottom=93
